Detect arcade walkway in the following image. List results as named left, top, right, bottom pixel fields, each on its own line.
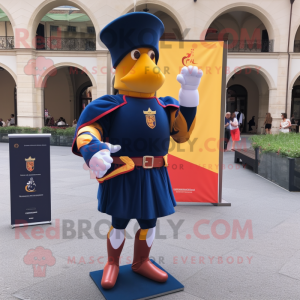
left=0, top=140, right=299, bottom=300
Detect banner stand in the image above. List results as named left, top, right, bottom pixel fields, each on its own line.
left=11, top=221, right=52, bottom=229
left=158, top=36, right=231, bottom=207
left=9, top=134, right=52, bottom=228
left=176, top=199, right=230, bottom=206
left=216, top=37, right=231, bottom=207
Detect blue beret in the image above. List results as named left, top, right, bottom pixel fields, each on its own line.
left=100, top=12, right=164, bottom=68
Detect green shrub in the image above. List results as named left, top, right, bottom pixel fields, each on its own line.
left=41, top=127, right=75, bottom=136
left=0, top=126, right=75, bottom=136
left=63, top=127, right=76, bottom=136
left=249, top=133, right=300, bottom=158
left=0, top=126, right=39, bottom=134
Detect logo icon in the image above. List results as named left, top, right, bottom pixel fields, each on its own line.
left=14, top=144, right=19, bottom=148
left=143, top=108, right=156, bottom=129
left=182, top=43, right=198, bottom=66
left=23, top=246, right=56, bottom=277
left=25, top=156, right=35, bottom=172
left=25, top=177, right=36, bottom=192
left=24, top=57, right=57, bottom=88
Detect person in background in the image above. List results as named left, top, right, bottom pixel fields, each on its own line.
left=224, top=112, right=231, bottom=151
left=279, top=113, right=291, bottom=133
left=237, top=109, right=245, bottom=132
left=9, top=114, right=15, bottom=125
left=248, top=116, right=255, bottom=132
left=57, top=117, right=66, bottom=126
left=264, top=112, right=273, bottom=134
left=72, top=119, right=77, bottom=127
left=229, top=112, right=240, bottom=151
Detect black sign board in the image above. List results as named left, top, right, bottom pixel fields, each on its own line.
left=9, top=134, right=51, bottom=227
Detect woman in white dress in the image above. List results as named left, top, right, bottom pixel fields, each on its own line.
left=279, top=113, right=291, bottom=133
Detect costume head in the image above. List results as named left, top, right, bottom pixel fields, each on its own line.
left=100, top=12, right=165, bottom=94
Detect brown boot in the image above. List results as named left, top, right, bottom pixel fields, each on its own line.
left=101, top=231, right=125, bottom=289
left=131, top=229, right=168, bottom=282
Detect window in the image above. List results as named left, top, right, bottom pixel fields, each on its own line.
left=87, top=27, right=95, bottom=34
left=67, top=26, right=76, bottom=32
left=50, top=26, right=59, bottom=32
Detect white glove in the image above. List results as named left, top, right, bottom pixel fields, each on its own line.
left=176, top=66, right=203, bottom=107
left=89, top=143, right=121, bottom=178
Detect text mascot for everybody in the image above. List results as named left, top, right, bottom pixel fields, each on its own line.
left=72, top=12, right=203, bottom=289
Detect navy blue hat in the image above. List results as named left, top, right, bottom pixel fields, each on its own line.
left=100, top=12, right=164, bottom=68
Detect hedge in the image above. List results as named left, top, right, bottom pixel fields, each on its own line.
left=41, top=127, right=75, bottom=136
left=0, top=126, right=76, bottom=136
left=0, top=126, right=39, bottom=134
left=249, top=133, right=300, bottom=158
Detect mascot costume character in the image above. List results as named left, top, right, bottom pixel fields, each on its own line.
left=72, top=12, right=203, bottom=289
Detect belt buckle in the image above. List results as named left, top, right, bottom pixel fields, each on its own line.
left=143, top=156, right=154, bottom=169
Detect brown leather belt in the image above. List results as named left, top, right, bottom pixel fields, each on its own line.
left=113, top=156, right=165, bottom=169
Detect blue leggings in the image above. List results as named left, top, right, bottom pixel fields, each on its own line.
left=112, top=217, right=157, bottom=230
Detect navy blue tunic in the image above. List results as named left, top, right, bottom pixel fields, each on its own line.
left=73, top=94, right=179, bottom=220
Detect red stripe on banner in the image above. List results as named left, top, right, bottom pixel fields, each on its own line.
left=168, top=154, right=218, bottom=203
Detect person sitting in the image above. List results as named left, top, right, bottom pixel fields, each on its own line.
left=0, top=118, right=3, bottom=127
left=57, top=117, right=66, bottom=126
left=72, top=119, right=77, bottom=128
left=248, top=116, right=255, bottom=132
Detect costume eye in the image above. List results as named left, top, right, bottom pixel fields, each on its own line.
left=131, top=49, right=140, bottom=60
left=148, top=50, right=155, bottom=60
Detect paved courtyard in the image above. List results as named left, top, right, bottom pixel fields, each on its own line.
left=0, top=138, right=300, bottom=300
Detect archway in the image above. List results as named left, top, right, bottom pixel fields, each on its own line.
left=77, top=83, right=92, bottom=120
left=0, top=67, right=17, bottom=125
left=291, top=82, right=300, bottom=124
left=293, top=27, right=300, bottom=52
left=42, top=65, right=93, bottom=126
left=125, top=2, right=184, bottom=40
left=28, top=1, right=99, bottom=50
left=227, top=67, right=271, bottom=133
left=0, top=6, right=15, bottom=49
left=227, top=85, right=248, bottom=132
left=206, top=9, right=273, bottom=52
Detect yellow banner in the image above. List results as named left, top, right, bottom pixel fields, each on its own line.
left=157, top=41, right=224, bottom=174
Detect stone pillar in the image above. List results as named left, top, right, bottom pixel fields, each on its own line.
left=286, top=88, right=292, bottom=119
left=16, top=49, right=43, bottom=128
left=268, top=88, right=280, bottom=133
left=96, top=50, right=109, bottom=98
left=91, top=86, right=97, bottom=100
left=269, top=54, right=289, bottom=133
left=258, top=92, right=269, bottom=134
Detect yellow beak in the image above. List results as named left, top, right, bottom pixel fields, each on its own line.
left=120, top=53, right=165, bottom=94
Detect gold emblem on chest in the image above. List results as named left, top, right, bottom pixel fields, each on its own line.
left=143, top=108, right=156, bottom=129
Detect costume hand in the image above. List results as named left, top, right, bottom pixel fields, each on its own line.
left=89, top=143, right=121, bottom=178
left=176, top=66, right=203, bottom=107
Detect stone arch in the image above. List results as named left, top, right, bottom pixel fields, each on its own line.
left=75, top=81, right=92, bottom=118
left=42, top=63, right=94, bottom=125
left=227, top=64, right=275, bottom=90
left=0, top=63, right=17, bottom=83
left=41, top=62, right=96, bottom=88
left=227, top=65, right=275, bottom=132
left=121, top=0, right=186, bottom=39
left=0, top=3, right=16, bottom=31
left=27, top=0, right=100, bottom=49
left=202, top=3, right=277, bottom=45
left=290, top=12, right=300, bottom=52
left=289, top=71, right=300, bottom=91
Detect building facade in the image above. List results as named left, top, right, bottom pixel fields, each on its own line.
left=0, top=0, right=300, bottom=132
